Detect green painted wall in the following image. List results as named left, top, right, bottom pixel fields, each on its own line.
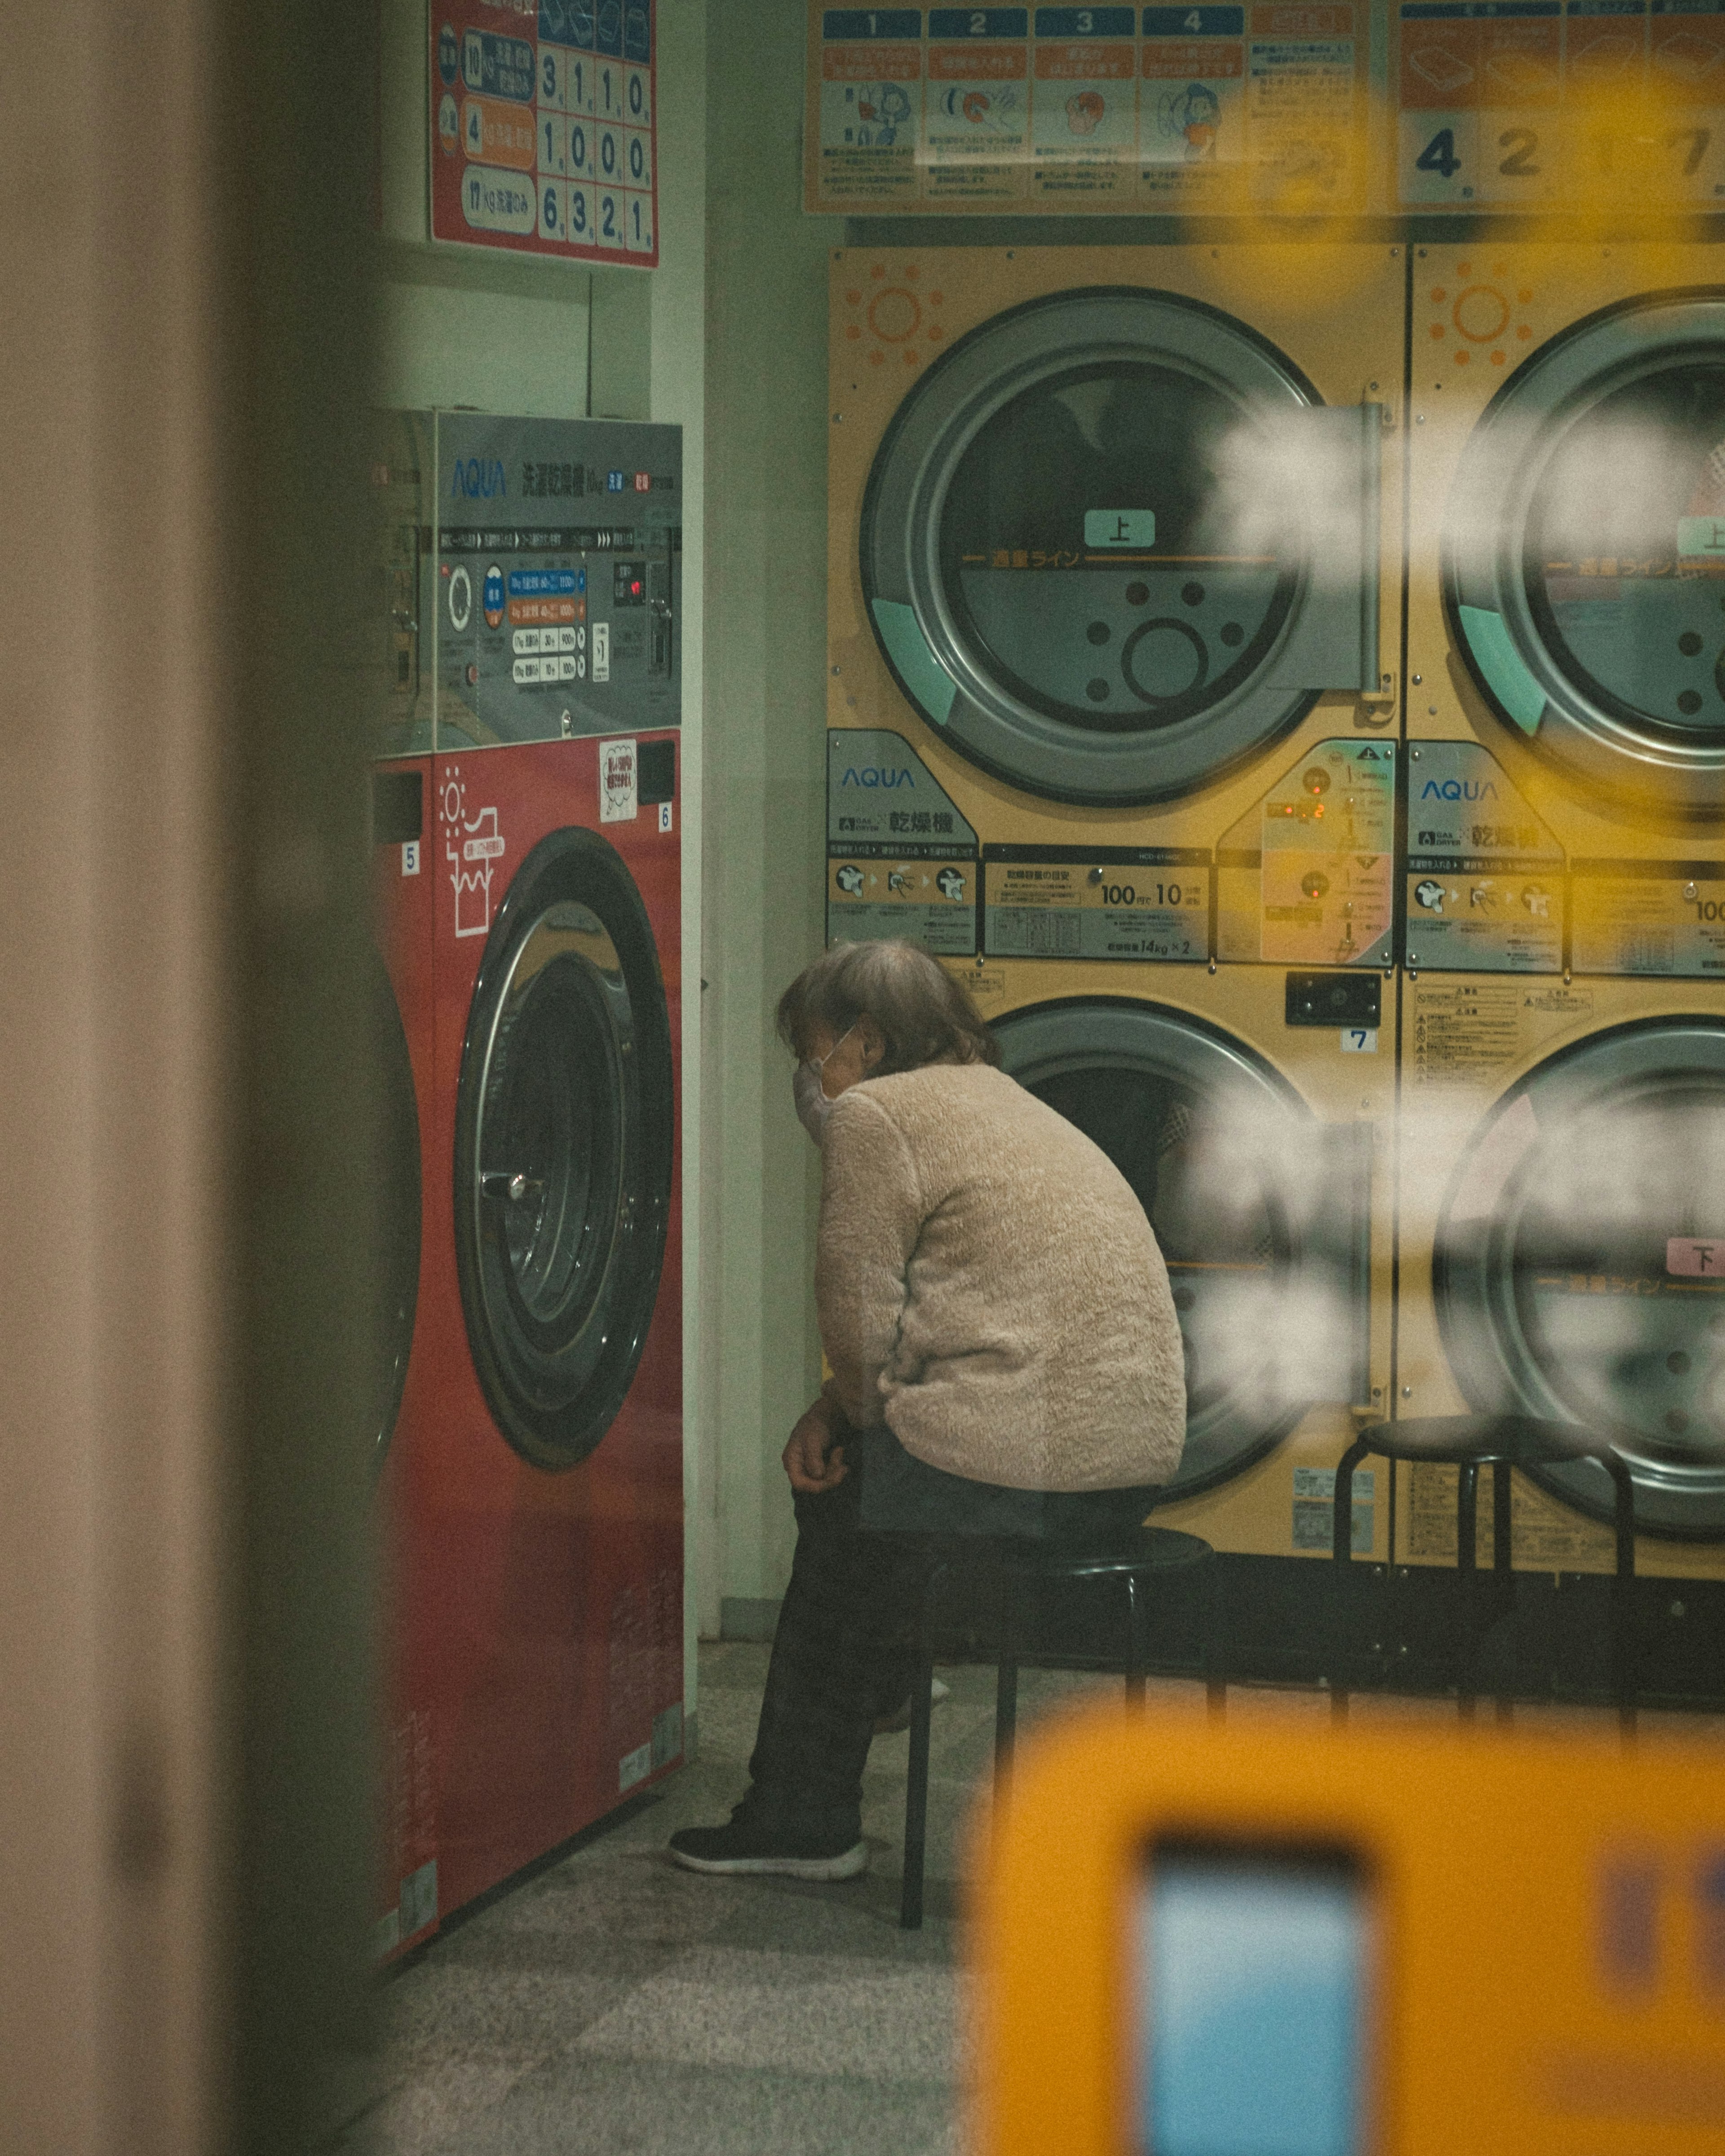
left=699, top=1, right=844, bottom=1628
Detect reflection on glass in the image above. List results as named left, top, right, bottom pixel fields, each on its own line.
left=481, top=902, right=625, bottom=1338
left=1508, top=1083, right=1725, bottom=1462
left=1526, top=363, right=1725, bottom=744
left=939, top=363, right=1298, bottom=732
left=1142, top=1848, right=1365, bottom=2156
left=1028, top=1067, right=1284, bottom=1424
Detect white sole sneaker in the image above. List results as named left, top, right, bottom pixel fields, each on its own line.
left=668, top=1841, right=870, bottom=1882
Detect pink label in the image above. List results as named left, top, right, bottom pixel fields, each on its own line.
left=1667, top=1237, right=1725, bottom=1278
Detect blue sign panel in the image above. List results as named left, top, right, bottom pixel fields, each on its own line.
left=824, top=7, right=924, bottom=31
left=596, top=0, right=624, bottom=55
left=929, top=8, right=1030, bottom=32
left=1144, top=5, right=1243, bottom=28
left=508, top=568, right=581, bottom=597
left=462, top=28, right=535, bottom=101
left=1036, top=7, right=1136, bottom=29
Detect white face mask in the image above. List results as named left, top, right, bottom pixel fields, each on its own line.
left=792, top=1022, right=860, bottom=1144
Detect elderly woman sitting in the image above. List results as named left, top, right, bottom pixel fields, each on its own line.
left=670, top=939, right=1185, bottom=1880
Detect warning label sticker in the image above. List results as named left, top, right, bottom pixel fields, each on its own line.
left=1409, top=980, right=1522, bottom=1088
left=1407, top=1461, right=1611, bottom=1570
left=1292, top=1465, right=1376, bottom=1555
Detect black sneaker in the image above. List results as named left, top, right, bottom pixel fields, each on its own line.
left=668, top=1804, right=868, bottom=1881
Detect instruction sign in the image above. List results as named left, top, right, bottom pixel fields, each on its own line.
left=431, top=2, right=659, bottom=265
left=1216, top=741, right=1395, bottom=969
left=983, top=845, right=1209, bottom=962
left=827, top=730, right=979, bottom=954
left=805, top=4, right=1379, bottom=213
left=1395, top=0, right=1725, bottom=212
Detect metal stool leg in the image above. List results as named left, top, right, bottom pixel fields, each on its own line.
left=1492, top=1460, right=1514, bottom=1727
left=1204, top=1556, right=1226, bottom=1723
left=901, top=1562, right=946, bottom=1932
left=1456, top=1462, right=1480, bottom=1723
left=1331, top=1441, right=1369, bottom=1725
left=1606, top=1454, right=1638, bottom=1745
left=1124, top=1569, right=1148, bottom=1708
left=901, top=1650, right=935, bottom=1931
left=994, top=1574, right=1019, bottom=1803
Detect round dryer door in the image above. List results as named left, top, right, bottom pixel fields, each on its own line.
left=369, top=945, right=421, bottom=1475
left=861, top=289, right=1371, bottom=806
left=1436, top=1020, right=1725, bottom=1539
left=454, top=827, right=674, bottom=1471
left=1448, top=292, right=1725, bottom=818
left=994, top=1000, right=1364, bottom=1498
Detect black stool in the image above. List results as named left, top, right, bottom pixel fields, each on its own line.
left=896, top=1526, right=1218, bottom=1930
left=1331, top=1415, right=1637, bottom=1734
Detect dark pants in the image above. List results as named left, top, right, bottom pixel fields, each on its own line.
left=743, top=1425, right=1160, bottom=1844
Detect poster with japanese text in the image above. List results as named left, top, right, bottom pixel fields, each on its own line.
left=431, top=2, right=659, bottom=265
left=1396, top=1, right=1725, bottom=212
left=804, top=4, right=1380, bottom=216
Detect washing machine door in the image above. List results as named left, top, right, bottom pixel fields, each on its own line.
left=454, top=827, right=674, bottom=1471
left=860, top=288, right=1381, bottom=807
left=369, top=946, right=421, bottom=1474
left=1436, top=1020, right=1725, bottom=1538
left=993, top=1001, right=1371, bottom=1498
left=1448, top=291, right=1725, bottom=820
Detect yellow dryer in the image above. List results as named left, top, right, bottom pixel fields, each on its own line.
left=826, top=243, right=1407, bottom=976
left=1400, top=243, right=1725, bottom=1582
left=826, top=245, right=1407, bottom=1575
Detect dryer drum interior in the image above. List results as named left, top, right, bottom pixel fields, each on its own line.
left=860, top=288, right=1380, bottom=807
left=454, top=826, right=673, bottom=1471
left=1435, top=1021, right=1725, bottom=1539
left=993, top=1001, right=1371, bottom=1498
left=370, top=945, right=422, bottom=1473
left=1447, top=291, right=1725, bottom=817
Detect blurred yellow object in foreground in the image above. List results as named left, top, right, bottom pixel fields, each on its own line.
left=971, top=1706, right=1725, bottom=2156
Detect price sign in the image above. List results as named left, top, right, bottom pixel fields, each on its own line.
left=431, top=2, right=659, bottom=265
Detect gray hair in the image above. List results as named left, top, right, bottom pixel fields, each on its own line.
left=775, top=939, right=1000, bottom=1075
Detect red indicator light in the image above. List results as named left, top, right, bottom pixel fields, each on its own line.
left=631, top=580, right=642, bottom=596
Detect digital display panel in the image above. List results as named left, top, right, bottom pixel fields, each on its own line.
left=1140, top=1844, right=1366, bottom=2156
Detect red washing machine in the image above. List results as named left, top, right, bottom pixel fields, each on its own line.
left=368, top=411, right=685, bottom=1956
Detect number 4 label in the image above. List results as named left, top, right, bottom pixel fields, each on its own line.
left=1402, top=112, right=1475, bottom=203
left=1340, top=1028, right=1378, bottom=1054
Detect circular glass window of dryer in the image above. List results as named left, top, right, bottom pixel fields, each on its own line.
left=1524, top=361, right=1725, bottom=753
left=994, top=1032, right=1318, bottom=1497
left=938, top=362, right=1301, bottom=733
left=1507, top=1082, right=1725, bottom=1470
left=456, top=833, right=673, bottom=1471
left=479, top=900, right=627, bottom=1343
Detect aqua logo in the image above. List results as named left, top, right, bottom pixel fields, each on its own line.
left=452, top=456, right=508, bottom=499
left=840, top=766, right=915, bottom=789
left=1420, top=778, right=1498, bottom=802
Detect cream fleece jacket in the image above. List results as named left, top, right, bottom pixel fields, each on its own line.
left=817, top=1061, right=1186, bottom=1492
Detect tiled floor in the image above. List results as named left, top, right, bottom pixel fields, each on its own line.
left=340, top=1644, right=1725, bottom=2156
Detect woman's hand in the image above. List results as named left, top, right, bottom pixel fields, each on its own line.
left=783, top=1396, right=848, bottom=1493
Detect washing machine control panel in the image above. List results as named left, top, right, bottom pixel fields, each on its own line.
left=372, top=411, right=681, bottom=755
